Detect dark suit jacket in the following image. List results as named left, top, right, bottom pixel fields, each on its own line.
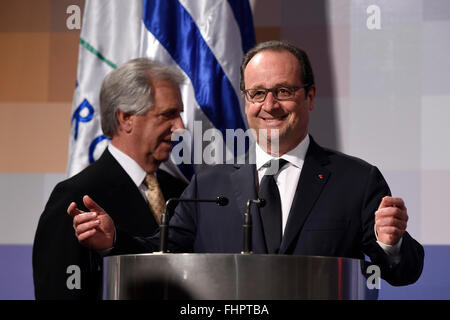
left=32, top=149, right=187, bottom=299
left=114, top=136, right=424, bottom=286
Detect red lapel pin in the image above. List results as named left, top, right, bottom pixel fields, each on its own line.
left=318, top=174, right=324, bottom=179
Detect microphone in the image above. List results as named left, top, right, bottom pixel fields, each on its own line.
left=242, top=198, right=266, bottom=254
left=216, top=196, right=229, bottom=206
left=158, top=196, right=229, bottom=253
left=250, top=198, right=265, bottom=208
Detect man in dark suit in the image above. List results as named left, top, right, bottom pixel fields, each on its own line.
left=69, top=41, right=424, bottom=286
left=33, top=58, right=187, bottom=299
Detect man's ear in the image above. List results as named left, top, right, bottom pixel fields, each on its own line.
left=116, top=110, right=133, bottom=133
left=306, top=85, right=316, bottom=111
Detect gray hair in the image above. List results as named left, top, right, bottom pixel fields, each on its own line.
left=240, top=40, right=315, bottom=94
left=99, top=57, right=185, bottom=137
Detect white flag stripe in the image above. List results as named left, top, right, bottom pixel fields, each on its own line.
left=179, top=0, right=246, bottom=122
left=81, top=0, right=142, bottom=67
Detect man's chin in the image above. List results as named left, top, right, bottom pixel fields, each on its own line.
left=155, top=150, right=171, bottom=163
left=256, top=129, right=289, bottom=155
left=258, top=128, right=283, bottom=142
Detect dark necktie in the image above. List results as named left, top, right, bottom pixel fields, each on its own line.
left=258, top=158, right=288, bottom=253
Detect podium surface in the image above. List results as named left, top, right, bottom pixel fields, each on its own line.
left=103, top=253, right=376, bottom=300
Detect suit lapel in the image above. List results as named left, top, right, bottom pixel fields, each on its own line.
left=98, top=150, right=150, bottom=217
left=279, top=138, right=330, bottom=254
left=230, top=164, right=257, bottom=215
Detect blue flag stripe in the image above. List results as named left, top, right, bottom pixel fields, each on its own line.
left=226, top=0, right=256, bottom=53
left=142, top=0, right=247, bottom=133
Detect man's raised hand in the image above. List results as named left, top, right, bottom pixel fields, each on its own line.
left=375, top=196, right=408, bottom=245
left=68, top=195, right=116, bottom=251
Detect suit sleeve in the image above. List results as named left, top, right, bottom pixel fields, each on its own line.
left=32, top=182, right=102, bottom=299
left=361, top=166, right=424, bottom=286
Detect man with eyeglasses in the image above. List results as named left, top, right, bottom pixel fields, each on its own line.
left=69, top=41, right=424, bottom=286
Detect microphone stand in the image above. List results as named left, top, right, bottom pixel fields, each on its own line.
left=158, top=207, right=170, bottom=254
left=242, top=199, right=265, bottom=254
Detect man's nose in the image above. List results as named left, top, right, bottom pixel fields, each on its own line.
left=262, top=91, right=280, bottom=111
left=172, top=115, right=185, bottom=131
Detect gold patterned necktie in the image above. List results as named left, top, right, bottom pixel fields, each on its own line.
left=145, top=174, right=166, bottom=225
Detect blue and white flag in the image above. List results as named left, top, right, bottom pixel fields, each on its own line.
left=67, top=0, right=255, bottom=181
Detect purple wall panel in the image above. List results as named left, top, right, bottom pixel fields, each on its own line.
left=0, top=245, right=34, bottom=300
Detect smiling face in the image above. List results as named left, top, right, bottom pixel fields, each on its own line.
left=243, top=49, right=316, bottom=155
left=122, top=80, right=184, bottom=173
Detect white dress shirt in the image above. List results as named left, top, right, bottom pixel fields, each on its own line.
left=108, top=143, right=152, bottom=202
left=256, top=135, right=310, bottom=235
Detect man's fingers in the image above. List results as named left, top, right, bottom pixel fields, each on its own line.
left=378, top=196, right=405, bottom=209
left=75, top=219, right=100, bottom=236
left=376, top=206, right=408, bottom=222
left=375, top=215, right=407, bottom=230
left=78, top=229, right=97, bottom=242
left=73, top=212, right=98, bottom=227
left=375, top=206, right=408, bottom=245
left=83, top=195, right=105, bottom=214
left=376, top=197, right=409, bottom=245
left=376, top=205, right=407, bottom=217
left=67, top=202, right=84, bottom=217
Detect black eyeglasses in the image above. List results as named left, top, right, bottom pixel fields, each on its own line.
left=243, top=84, right=309, bottom=103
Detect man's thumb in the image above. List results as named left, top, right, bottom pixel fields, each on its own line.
left=83, top=195, right=105, bottom=214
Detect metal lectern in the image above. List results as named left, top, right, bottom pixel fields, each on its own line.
left=103, top=253, right=377, bottom=299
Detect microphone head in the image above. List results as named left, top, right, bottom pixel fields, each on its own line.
left=257, top=198, right=266, bottom=208
left=165, top=198, right=179, bottom=213
left=216, top=196, right=229, bottom=206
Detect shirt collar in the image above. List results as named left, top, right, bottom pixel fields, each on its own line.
left=256, top=134, right=310, bottom=171
left=108, top=143, right=147, bottom=188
